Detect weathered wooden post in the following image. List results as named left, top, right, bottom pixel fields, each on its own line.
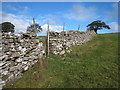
left=63, top=23, right=65, bottom=32
left=33, top=18, right=36, bottom=34
left=47, top=20, right=50, bottom=55
left=78, top=25, right=80, bottom=31
left=62, top=23, right=66, bottom=39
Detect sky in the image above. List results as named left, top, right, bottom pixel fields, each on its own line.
left=1, top=2, right=119, bottom=35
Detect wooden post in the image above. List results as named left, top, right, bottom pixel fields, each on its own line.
left=47, top=20, right=50, bottom=55
left=33, top=18, right=36, bottom=34
left=63, top=23, right=65, bottom=32
left=63, top=23, right=65, bottom=38
left=78, top=25, right=80, bottom=31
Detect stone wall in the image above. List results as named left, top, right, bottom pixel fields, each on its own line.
left=0, top=33, right=45, bottom=88
left=49, top=30, right=96, bottom=55
left=0, top=30, right=96, bottom=88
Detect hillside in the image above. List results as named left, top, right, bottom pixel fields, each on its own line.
left=4, top=33, right=119, bottom=88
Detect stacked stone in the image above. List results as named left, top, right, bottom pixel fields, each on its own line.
left=0, top=32, right=45, bottom=87
left=49, top=30, right=96, bottom=55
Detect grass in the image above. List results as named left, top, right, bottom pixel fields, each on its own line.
left=4, top=33, right=119, bottom=88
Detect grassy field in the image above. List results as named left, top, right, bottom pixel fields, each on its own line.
left=4, top=33, right=119, bottom=88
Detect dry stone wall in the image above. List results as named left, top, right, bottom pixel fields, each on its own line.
left=0, top=33, right=45, bottom=88
left=0, top=30, right=95, bottom=89
left=49, top=30, right=96, bottom=55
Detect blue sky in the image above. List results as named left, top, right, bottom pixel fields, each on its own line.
left=1, top=2, right=119, bottom=35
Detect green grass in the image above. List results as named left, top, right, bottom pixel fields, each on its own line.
left=4, top=33, right=119, bottom=88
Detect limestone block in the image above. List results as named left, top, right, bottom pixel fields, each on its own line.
left=11, top=48, right=16, bottom=52
left=6, top=52, right=11, bottom=55
left=53, top=51, right=60, bottom=55
left=24, top=66, right=29, bottom=71
left=22, top=61, right=28, bottom=65
left=21, top=48, right=26, bottom=53
left=8, top=73, right=14, bottom=80
left=16, top=58, right=22, bottom=63
left=18, top=46, right=22, bottom=51
left=66, top=50, right=71, bottom=53
left=0, top=61, right=11, bottom=70
left=1, top=71, right=9, bottom=75
left=9, top=39, right=14, bottom=43
left=9, top=66, right=18, bottom=72
left=11, top=52, right=20, bottom=58
left=20, top=40, right=24, bottom=43
left=0, top=62, right=6, bottom=67
left=0, top=55, right=8, bottom=60
left=0, top=79, right=5, bottom=90
left=34, top=39, right=40, bottom=44
left=59, top=50, right=65, bottom=55
left=37, top=42, right=43, bottom=48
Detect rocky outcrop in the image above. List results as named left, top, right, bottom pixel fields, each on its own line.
left=0, top=32, right=45, bottom=88
left=49, top=30, right=96, bottom=55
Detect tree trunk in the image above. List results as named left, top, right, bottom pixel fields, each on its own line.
left=94, top=29, right=97, bottom=34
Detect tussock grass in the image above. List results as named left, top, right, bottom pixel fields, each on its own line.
left=4, top=33, right=119, bottom=88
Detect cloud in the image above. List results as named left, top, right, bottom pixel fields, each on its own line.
left=36, top=14, right=63, bottom=35
left=109, top=22, right=119, bottom=32
left=2, top=3, right=29, bottom=16
left=42, top=24, right=63, bottom=32
left=0, top=11, right=63, bottom=34
left=1, top=3, right=30, bottom=33
left=39, top=24, right=63, bottom=35
left=64, top=4, right=99, bottom=22
left=0, top=11, right=32, bottom=33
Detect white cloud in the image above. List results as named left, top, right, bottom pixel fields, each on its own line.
left=39, top=24, right=63, bottom=35
left=0, top=11, right=63, bottom=34
left=64, top=4, right=99, bottom=21
left=109, top=22, right=119, bottom=32
left=2, top=3, right=29, bottom=16
left=0, top=11, right=32, bottom=33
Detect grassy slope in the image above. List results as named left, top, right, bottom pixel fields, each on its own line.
left=5, top=33, right=119, bottom=88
